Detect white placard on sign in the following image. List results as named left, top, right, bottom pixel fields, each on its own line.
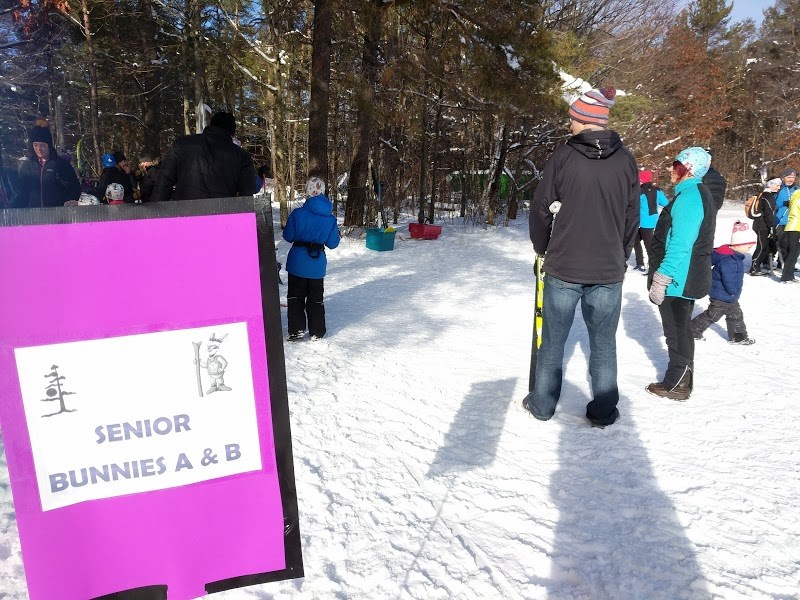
left=14, top=322, right=262, bottom=511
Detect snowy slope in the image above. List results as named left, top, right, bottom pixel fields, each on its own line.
left=1, top=203, right=799, bottom=599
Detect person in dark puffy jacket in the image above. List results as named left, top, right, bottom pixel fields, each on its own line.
left=701, top=160, right=727, bottom=211
left=282, top=177, right=340, bottom=341
left=749, top=178, right=779, bottom=276
left=151, top=111, right=259, bottom=202
left=14, top=121, right=80, bottom=208
left=691, top=222, right=755, bottom=345
left=137, top=153, right=161, bottom=202
left=524, top=86, right=639, bottom=428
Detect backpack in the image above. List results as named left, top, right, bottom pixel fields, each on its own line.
left=745, top=193, right=762, bottom=219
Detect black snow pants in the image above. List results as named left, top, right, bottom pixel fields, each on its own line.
left=691, top=298, right=748, bottom=340
left=287, top=274, right=326, bottom=338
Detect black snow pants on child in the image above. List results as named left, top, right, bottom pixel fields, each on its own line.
left=287, top=273, right=326, bottom=338
left=691, top=298, right=748, bottom=341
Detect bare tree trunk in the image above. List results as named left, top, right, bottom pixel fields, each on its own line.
left=330, top=90, right=340, bottom=213
left=344, top=3, right=382, bottom=227
left=417, top=73, right=429, bottom=224
left=270, top=115, right=289, bottom=227
left=483, top=120, right=508, bottom=226
left=192, top=0, right=205, bottom=133
left=427, top=90, right=443, bottom=224
left=79, top=0, right=101, bottom=173
left=138, top=0, right=162, bottom=156
left=308, top=0, right=332, bottom=185
left=182, top=0, right=192, bottom=134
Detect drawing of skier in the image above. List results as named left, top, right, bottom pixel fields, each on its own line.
left=194, top=333, right=231, bottom=395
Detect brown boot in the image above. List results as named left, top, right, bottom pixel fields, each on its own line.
left=646, top=368, right=692, bottom=401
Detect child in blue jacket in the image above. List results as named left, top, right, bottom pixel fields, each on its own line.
left=283, top=177, right=340, bottom=340
left=691, top=221, right=755, bottom=345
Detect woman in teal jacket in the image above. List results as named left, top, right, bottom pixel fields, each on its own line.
left=646, top=147, right=717, bottom=401
left=628, top=169, right=669, bottom=271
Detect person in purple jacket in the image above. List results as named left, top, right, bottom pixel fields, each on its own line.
left=690, top=221, right=755, bottom=345
left=282, top=177, right=340, bottom=341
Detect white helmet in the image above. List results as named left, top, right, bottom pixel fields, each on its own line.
left=105, top=183, right=125, bottom=202
left=78, top=192, right=100, bottom=206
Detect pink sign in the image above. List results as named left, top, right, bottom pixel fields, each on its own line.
left=0, top=203, right=302, bottom=599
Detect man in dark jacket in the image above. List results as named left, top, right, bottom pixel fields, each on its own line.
left=701, top=156, right=727, bottom=211
left=137, top=153, right=160, bottom=202
left=14, top=122, right=80, bottom=208
left=151, top=112, right=258, bottom=202
left=523, top=87, right=639, bottom=427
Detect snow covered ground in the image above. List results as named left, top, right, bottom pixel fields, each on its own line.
left=2, top=203, right=799, bottom=599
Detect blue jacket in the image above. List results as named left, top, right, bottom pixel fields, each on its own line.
left=649, top=177, right=716, bottom=300
left=639, top=184, right=669, bottom=229
left=710, top=245, right=745, bottom=302
left=775, top=183, right=798, bottom=226
left=283, top=194, right=340, bottom=279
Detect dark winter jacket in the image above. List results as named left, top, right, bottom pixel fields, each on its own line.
left=150, top=124, right=259, bottom=202
left=97, top=167, right=134, bottom=203
left=750, top=190, right=776, bottom=233
left=15, top=152, right=81, bottom=208
left=709, top=245, right=745, bottom=303
left=283, top=194, right=340, bottom=279
left=701, top=166, right=727, bottom=211
left=529, top=129, right=639, bottom=284
left=138, top=163, right=160, bottom=202
left=648, top=177, right=717, bottom=300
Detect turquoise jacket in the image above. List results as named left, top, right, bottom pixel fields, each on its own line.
left=649, top=177, right=716, bottom=300
left=639, top=185, right=669, bottom=229
left=775, top=183, right=798, bottom=226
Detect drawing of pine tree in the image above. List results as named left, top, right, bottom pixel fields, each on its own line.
left=41, top=365, right=77, bottom=417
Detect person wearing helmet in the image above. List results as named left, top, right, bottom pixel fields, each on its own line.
left=96, top=150, right=134, bottom=202
left=646, top=147, right=717, bottom=401
left=105, top=183, right=126, bottom=205
left=77, top=192, right=101, bottom=206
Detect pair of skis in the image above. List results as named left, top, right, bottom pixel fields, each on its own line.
left=526, top=253, right=545, bottom=395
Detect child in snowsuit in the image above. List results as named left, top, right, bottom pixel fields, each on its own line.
left=691, top=221, right=755, bottom=345
left=282, top=177, right=340, bottom=340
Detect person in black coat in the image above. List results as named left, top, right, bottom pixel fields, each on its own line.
left=14, top=121, right=80, bottom=208
left=150, top=112, right=259, bottom=202
left=749, top=178, right=779, bottom=275
left=702, top=163, right=727, bottom=211
left=137, top=153, right=161, bottom=202
left=524, top=87, right=639, bottom=428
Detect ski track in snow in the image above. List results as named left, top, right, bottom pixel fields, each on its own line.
left=1, top=204, right=799, bottom=599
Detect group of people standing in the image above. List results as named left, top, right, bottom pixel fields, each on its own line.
left=4, top=112, right=340, bottom=342
left=522, top=85, right=793, bottom=427
left=748, top=168, right=800, bottom=283
left=4, top=111, right=261, bottom=209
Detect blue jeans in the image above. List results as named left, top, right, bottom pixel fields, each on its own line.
left=528, top=275, right=622, bottom=424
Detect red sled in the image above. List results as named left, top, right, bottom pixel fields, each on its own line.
left=408, top=222, right=442, bottom=240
